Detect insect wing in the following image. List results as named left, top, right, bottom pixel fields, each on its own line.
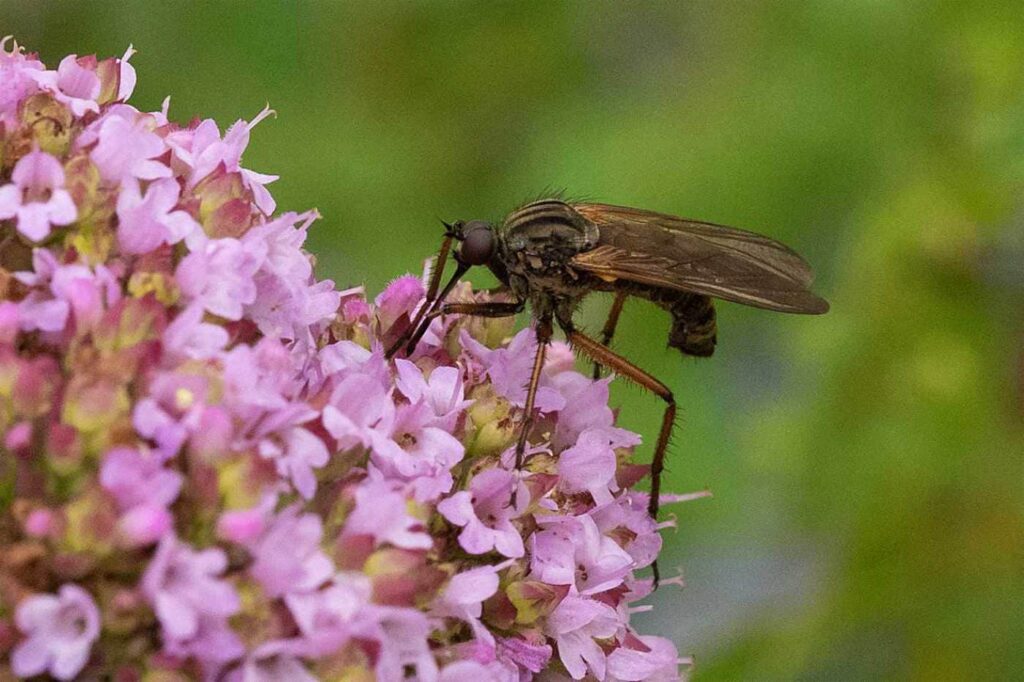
left=570, top=203, right=829, bottom=314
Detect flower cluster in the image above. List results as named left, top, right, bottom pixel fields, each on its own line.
left=0, top=40, right=698, bottom=680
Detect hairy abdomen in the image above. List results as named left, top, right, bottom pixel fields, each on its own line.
left=648, top=289, right=717, bottom=357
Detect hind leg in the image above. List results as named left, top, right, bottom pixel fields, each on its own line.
left=562, top=324, right=676, bottom=586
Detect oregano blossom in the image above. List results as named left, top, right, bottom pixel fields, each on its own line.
left=0, top=39, right=704, bottom=680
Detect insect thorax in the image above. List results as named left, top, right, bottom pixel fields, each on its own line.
left=498, top=200, right=599, bottom=314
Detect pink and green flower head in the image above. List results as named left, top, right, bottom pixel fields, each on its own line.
left=0, top=42, right=702, bottom=680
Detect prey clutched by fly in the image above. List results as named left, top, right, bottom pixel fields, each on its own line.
left=387, top=198, right=829, bottom=532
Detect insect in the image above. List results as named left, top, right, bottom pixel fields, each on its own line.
left=386, top=198, right=829, bottom=528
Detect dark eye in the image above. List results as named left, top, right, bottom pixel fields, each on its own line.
left=459, top=223, right=495, bottom=265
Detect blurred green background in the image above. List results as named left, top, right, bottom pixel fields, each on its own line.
left=5, top=1, right=1023, bottom=679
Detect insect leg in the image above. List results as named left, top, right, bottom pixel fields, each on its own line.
left=400, top=261, right=470, bottom=356
left=563, top=327, right=674, bottom=586
left=593, top=291, right=628, bottom=379
left=514, top=315, right=554, bottom=471
left=385, top=231, right=454, bottom=358
left=562, top=328, right=675, bottom=520
left=425, top=300, right=524, bottom=320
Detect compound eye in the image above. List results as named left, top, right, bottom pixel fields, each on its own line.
left=459, top=223, right=495, bottom=265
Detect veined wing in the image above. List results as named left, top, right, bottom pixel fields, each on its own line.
left=570, top=203, right=829, bottom=314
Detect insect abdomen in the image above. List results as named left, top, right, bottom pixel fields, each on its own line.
left=653, top=290, right=717, bottom=357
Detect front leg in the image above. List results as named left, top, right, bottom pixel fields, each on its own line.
left=426, top=300, right=524, bottom=320
left=385, top=232, right=454, bottom=358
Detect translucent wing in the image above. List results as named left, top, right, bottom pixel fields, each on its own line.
left=569, top=203, right=829, bottom=314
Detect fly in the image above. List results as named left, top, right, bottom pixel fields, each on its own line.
left=386, top=198, right=829, bottom=547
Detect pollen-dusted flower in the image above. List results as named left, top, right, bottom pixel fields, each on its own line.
left=0, top=42, right=702, bottom=680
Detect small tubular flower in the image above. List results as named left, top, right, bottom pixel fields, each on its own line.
left=11, top=585, right=100, bottom=681
left=0, top=147, right=77, bottom=241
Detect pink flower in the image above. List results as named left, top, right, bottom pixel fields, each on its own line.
left=115, top=45, right=138, bottom=101
left=0, top=148, right=77, bottom=241
left=11, top=584, right=100, bottom=680
left=607, top=635, right=686, bottom=682
left=100, top=446, right=183, bottom=509
left=176, top=236, right=266, bottom=320
left=89, top=109, right=173, bottom=182
left=117, top=505, right=174, bottom=547
left=141, top=535, right=240, bottom=643
left=115, top=177, right=198, bottom=253
left=551, top=373, right=639, bottom=451
left=170, top=106, right=278, bottom=213
left=557, top=428, right=621, bottom=505
left=0, top=300, right=19, bottom=343
left=344, top=478, right=432, bottom=550
left=355, top=606, right=438, bottom=682
left=100, top=446, right=183, bottom=545
left=233, top=641, right=317, bottom=682
left=216, top=493, right=278, bottom=544
left=322, top=370, right=395, bottom=452
left=163, top=304, right=230, bottom=360
left=590, top=492, right=663, bottom=569
left=258, top=419, right=329, bottom=500
left=243, top=211, right=340, bottom=338
left=0, top=43, right=688, bottom=678
left=496, top=635, right=553, bottom=675
left=375, top=274, right=424, bottom=335
left=13, top=292, right=68, bottom=333
left=248, top=505, right=334, bottom=598
left=0, top=38, right=44, bottom=124
left=367, top=400, right=465, bottom=502
left=530, top=514, right=634, bottom=595
left=23, top=508, right=56, bottom=537
left=220, top=339, right=296, bottom=420
left=162, top=612, right=245, bottom=674
left=14, top=251, right=120, bottom=334
left=461, top=327, right=565, bottom=412
left=285, top=573, right=372, bottom=655
left=49, top=263, right=120, bottom=333
left=132, top=370, right=215, bottom=459
left=395, top=358, right=472, bottom=430
left=546, top=595, right=621, bottom=680
left=433, top=563, right=506, bottom=647
left=319, top=339, right=390, bottom=385
left=437, top=467, right=526, bottom=558
left=28, top=54, right=100, bottom=116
